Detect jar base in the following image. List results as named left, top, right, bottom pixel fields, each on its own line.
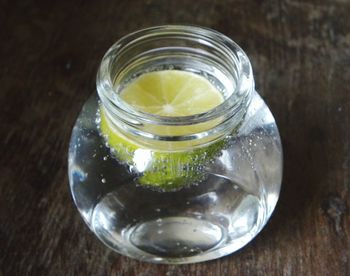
left=125, top=217, right=222, bottom=257
left=88, top=173, right=263, bottom=263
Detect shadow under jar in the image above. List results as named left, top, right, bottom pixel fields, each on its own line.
left=68, top=25, right=283, bottom=264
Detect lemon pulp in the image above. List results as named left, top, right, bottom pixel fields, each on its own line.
left=121, top=70, right=223, bottom=117
left=100, top=70, right=225, bottom=190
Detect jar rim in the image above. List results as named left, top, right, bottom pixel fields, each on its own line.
left=97, top=25, right=254, bottom=142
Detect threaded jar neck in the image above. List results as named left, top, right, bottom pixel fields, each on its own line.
left=97, top=25, right=254, bottom=147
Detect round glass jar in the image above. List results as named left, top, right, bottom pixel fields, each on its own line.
left=68, top=25, right=283, bottom=264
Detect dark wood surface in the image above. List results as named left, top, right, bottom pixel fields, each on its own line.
left=1, top=0, right=349, bottom=275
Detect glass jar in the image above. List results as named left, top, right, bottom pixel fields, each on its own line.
left=68, top=25, right=283, bottom=264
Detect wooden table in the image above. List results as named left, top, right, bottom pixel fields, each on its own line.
left=1, top=0, right=349, bottom=275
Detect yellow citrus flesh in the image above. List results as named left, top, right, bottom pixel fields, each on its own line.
left=121, top=70, right=223, bottom=117
left=100, top=70, right=225, bottom=190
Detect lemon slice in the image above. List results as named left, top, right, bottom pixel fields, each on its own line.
left=121, top=70, right=223, bottom=117
left=99, top=70, right=226, bottom=190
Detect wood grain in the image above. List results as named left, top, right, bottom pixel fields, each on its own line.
left=0, top=0, right=349, bottom=275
